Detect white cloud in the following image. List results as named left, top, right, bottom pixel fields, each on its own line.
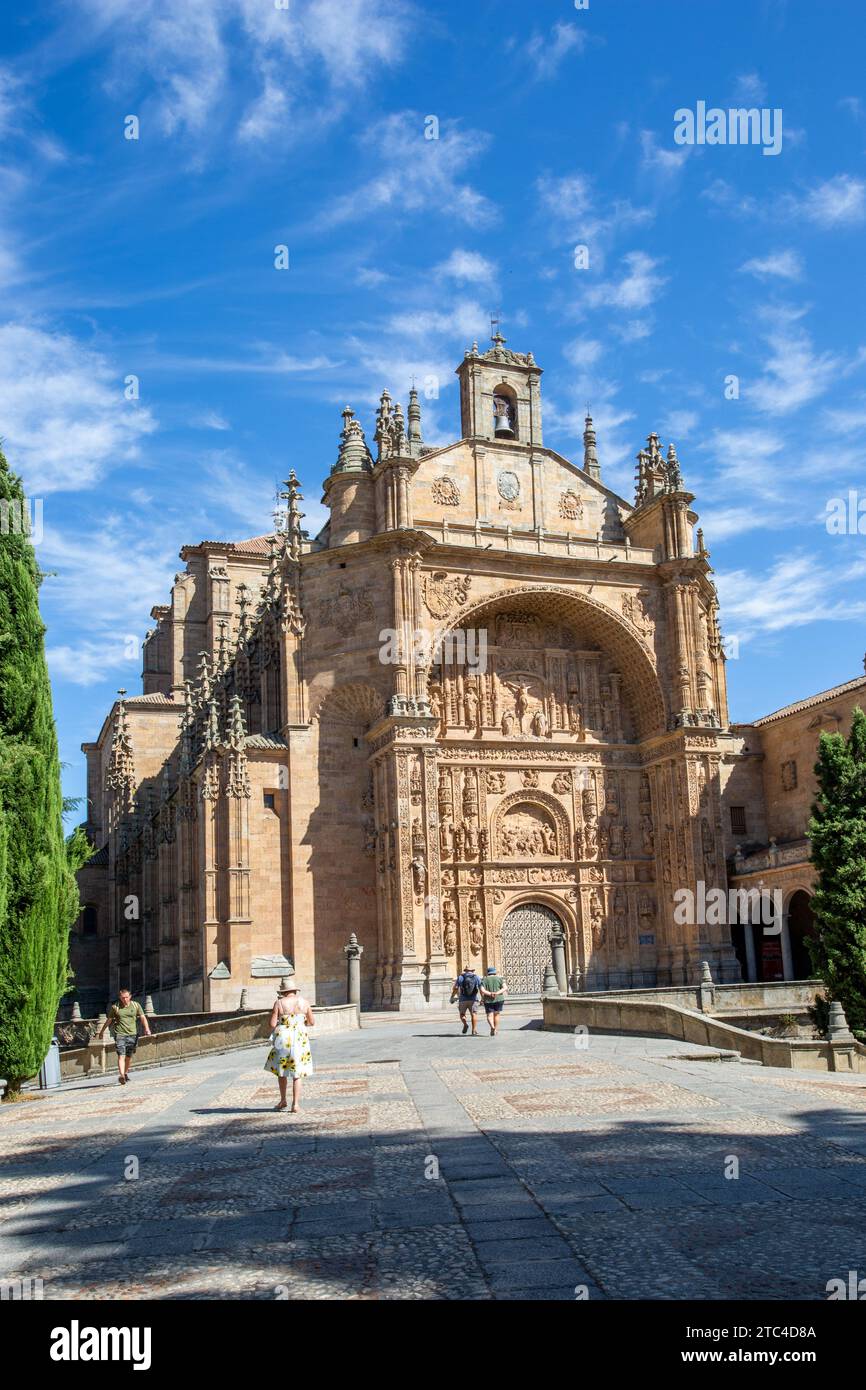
left=701, top=426, right=787, bottom=497
left=794, top=174, right=866, bottom=228
left=319, top=113, right=495, bottom=230
left=0, top=323, right=156, bottom=493
left=536, top=172, right=652, bottom=254
left=733, top=72, right=768, bottom=104
left=41, top=519, right=179, bottom=684
left=701, top=178, right=758, bottom=218
left=357, top=267, right=389, bottom=288
left=384, top=297, right=490, bottom=344
left=584, top=251, right=668, bottom=312
left=639, top=130, right=690, bottom=179
left=748, top=315, right=842, bottom=416
left=564, top=337, right=604, bottom=368
left=193, top=410, right=231, bottom=430
left=715, top=552, right=866, bottom=637
left=524, top=23, right=587, bottom=81
left=238, top=74, right=288, bottom=144
left=740, top=249, right=803, bottom=281
left=662, top=409, right=699, bottom=439
left=434, top=249, right=496, bottom=286
left=81, top=0, right=411, bottom=143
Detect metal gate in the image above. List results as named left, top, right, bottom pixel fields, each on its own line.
left=499, top=902, right=563, bottom=996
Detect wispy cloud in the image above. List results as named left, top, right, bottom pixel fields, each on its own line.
left=0, top=323, right=156, bottom=493
left=318, top=112, right=495, bottom=231
left=79, top=0, right=412, bottom=146
left=740, top=249, right=803, bottom=281
left=522, top=22, right=587, bottom=81
left=583, top=251, right=668, bottom=312
left=535, top=172, right=653, bottom=264
left=434, top=249, right=496, bottom=286
left=716, top=552, right=866, bottom=638
left=794, top=174, right=866, bottom=228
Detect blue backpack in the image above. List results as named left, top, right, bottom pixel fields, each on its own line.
left=459, top=972, right=480, bottom=999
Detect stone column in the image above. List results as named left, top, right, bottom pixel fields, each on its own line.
left=549, top=928, right=568, bottom=995
left=344, top=933, right=364, bottom=1006
left=743, top=920, right=757, bottom=982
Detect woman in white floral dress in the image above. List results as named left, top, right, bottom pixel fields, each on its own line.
left=265, top=977, right=314, bottom=1112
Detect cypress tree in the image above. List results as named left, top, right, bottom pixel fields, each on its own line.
left=0, top=448, right=89, bottom=1088
left=807, top=707, right=866, bottom=1038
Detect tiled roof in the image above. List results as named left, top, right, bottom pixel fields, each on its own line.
left=181, top=535, right=273, bottom=557
left=753, top=675, right=866, bottom=726
left=246, top=733, right=288, bottom=750
left=125, top=692, right=179, bottom=707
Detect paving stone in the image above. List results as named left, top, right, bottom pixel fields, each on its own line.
left=486, top=1259, right=591, bottom=1290
left=472, top=1236, right=574, bottom=1264
left=463, top=1217, right=555, bottom=1243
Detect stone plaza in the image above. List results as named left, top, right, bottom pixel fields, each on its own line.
left=3, top=1007, right=866, bottom=1301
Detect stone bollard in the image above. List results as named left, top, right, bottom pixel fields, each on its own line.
left=344, top=933, right=364, bottom=1007
left=568, top=966, right=582, bottom=995
left=542, top=962, right=560, bottom=997
left=90, top=1018, right=109, bottom=1076
left=71, top=1001, right=82, bottom=1022
left=828, top=1000, right=855, bottom=1043
left=144, top=995, right=155, bottom=1017
left=699, top=959, right=715, bottom=1014
left=548, top=929, right=568, bottom=996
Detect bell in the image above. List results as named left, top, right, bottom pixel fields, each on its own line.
left=493, top=399, right=514, bottom=438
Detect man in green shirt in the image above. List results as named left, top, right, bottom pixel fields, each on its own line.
left=480, top=966, right=508, bottom=1036
left=98, top=988, right=151, bottom=1085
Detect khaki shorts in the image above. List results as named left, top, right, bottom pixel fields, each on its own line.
left=458, top=998, right=480, bottom=1016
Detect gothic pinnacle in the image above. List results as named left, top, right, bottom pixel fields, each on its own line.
left=583, top=412, right=600, bottom=482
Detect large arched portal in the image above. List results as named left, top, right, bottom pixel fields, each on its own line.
left=499, top=902, right=565, bottom=996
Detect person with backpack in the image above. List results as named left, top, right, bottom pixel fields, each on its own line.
left=450, top=964, right=482, bottom=1035
left=480, top=965, right=508, bottom=1036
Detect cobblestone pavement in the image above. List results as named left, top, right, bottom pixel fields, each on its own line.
left=2, top=1008, right=866, bottom=1300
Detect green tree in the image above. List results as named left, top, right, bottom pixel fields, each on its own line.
left=808, top=707, right=866, bottom=1038
left=0, top=449, right=90, bottom=1089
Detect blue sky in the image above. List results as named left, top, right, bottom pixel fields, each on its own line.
left=1, top=0, right=865, bottom=823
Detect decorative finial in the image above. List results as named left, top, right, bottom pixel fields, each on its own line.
left=583, top=412, right=600, bottom=482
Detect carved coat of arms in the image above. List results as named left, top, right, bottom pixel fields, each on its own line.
left=422, top=571, right=472, bottom=620
left=319, top=583, right=375, bottom=636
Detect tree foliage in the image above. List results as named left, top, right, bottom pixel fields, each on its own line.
left=0, top=449, right=90, bottom=1087
left=807, top=707, right=866, bottom=1039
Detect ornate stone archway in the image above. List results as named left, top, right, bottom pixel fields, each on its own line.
left=431, top=583, right=667, bottom=740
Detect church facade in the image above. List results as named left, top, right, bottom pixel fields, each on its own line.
left=71, top=335, right=862, bottom=1014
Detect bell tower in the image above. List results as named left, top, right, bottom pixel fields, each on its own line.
left=455, top=327, right=543, bottom=448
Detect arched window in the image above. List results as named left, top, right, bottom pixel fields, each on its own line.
left=82, top=905, right=98, bottom=937
left=492, top=384, right=518, bottom=439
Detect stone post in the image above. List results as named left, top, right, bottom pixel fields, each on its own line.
left=568, top=965, right=582, bottom=995
left=345, top=933, right=364, bottom=1007
left=144, top=994, right=155, bottom=1017
left=698, top=959, right=714, bottom=1014
left=71, top=1001, right=82, bottom=1022
left=549, top=929, right=568, bottom=996
left=828, top=1001, right=855, bottom=1043
left=542, top=962, right=560, bottom=997
left=239, top=988, right=249, bottom=1012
